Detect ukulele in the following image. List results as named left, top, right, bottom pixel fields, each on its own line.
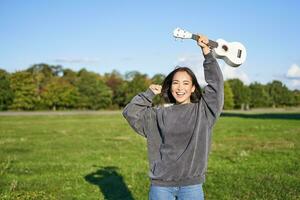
left=173, top=27, right=247, bottom=67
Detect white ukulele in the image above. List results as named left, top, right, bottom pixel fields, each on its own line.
left=173, top=27, right=247, bottom=67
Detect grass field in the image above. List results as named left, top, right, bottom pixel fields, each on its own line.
left=0, top=110, right=299, bottom=200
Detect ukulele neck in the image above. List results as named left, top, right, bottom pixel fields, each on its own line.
left=191, top=34, right=218, bottom=48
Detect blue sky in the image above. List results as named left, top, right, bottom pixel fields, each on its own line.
left=1, top=0, right=300, bottom=89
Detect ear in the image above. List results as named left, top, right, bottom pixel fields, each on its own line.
left=191, top=85, right=195, bottom=93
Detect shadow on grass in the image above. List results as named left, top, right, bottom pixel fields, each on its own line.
left=84, top=166, right=134, bottom=200
left=221, top=112, right=300, bottom=120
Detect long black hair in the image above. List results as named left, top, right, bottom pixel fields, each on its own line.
left=161, top=67, right=202, bottom=103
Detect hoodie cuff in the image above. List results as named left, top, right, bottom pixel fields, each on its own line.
left=204, top=52, right=215, bottom=60
left=143, top=88, right=156, bottom=101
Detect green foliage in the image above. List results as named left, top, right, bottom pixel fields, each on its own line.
left=113, top=82, right=129, bottom=108
left=0, top=69, right=13, bottom=110
left=104, top=70, right=125, bottom=108
left=41, top=77, right=79, bottom=110
left=291, top=90, right=300, bottom=106
left=0, top=64, right=299, bottom=110
left=267, top=80, right=293, bottom=107
left=124, top=71, right=151, bottom=105
left=223, top=81, right=234, bottom=109
left=227, top=79, right=250, bottom=109
left=249, top=82, right=272, bottom=108
left=76, top=69, right=112, bottom=109
left=26, top=63, right=62, bottom=77
left=151, top=73, right=166, bottom=105
left=151, top=73, right=165, bottom=85
left=9, top=71, right=37, bottom=110
left=62, top=68, right=78, bottom=85
left=26, top=64, right=63, bottom=109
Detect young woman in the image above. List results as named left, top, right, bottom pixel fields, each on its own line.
left=123, top=35, right=224, bottom=200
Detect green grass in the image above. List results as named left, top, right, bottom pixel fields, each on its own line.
left=0, top=111, right=299, bottom=200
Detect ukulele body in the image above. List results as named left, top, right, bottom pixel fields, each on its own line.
left=213, top=39, right=247, bottom=67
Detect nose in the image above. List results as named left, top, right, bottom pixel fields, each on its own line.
left=178, top=83, right=184, bottom=90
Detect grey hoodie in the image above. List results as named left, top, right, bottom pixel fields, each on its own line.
left=123, top=53, right=224, bottom=186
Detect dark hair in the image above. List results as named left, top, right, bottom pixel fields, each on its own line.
left=161, top=67, right=202, bottom=103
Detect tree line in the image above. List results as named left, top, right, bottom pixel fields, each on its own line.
left=0, top=64, right=299, bottom=111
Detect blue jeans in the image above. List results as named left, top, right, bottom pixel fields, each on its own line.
left=149, top=184, right=204, bottom=200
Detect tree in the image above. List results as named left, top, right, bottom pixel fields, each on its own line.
left=267, top=80, right=292, bottom=107
left=27, top=63, right=62, bottom=76
left=227, top=79, right=250, bottom=110
left=113, top=81, right=128, bottom=108
left=76, top=69, right=112, bottom=109
left=104, top=70, right=125, bottom=108
left=249, top=82, right=271, bottom=108
left=41, top=77, right=79, bottom=110
left=291, top=90, right=300, bottom=106
left=62, top=68, right=78, bottom=85
left=151, top=73, right=166, bottom=105
left=124, top=71, right=151, bottom=105
left=0, top=69, right=13, bottom=110
left=9, top=71, right=37, bottom=110
left=26, top=63, right=63, bottom=109
left=151, top=73, right=165, bottom=85
left=223, top=81, right=234, bottom=109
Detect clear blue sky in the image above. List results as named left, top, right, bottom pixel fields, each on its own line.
left=1, top=0, right=300, bottom=89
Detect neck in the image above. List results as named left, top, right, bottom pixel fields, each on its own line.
left=191, top=34, right=218, bottom=48
left=176, top=100, right=191, bottom=105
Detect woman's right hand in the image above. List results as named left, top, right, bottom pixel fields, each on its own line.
left=197, top=34, right=211, bottom=55
left=149, top=84, right=162, bottom=95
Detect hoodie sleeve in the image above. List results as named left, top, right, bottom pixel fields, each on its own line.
left=201, top=52, right=224, bottom=125
left=122, top=89, right=156, bottom=138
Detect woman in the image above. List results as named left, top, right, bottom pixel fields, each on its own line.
left=123, top=35, right=224, bottom=200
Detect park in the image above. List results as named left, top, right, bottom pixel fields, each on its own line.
left=1, top=1, right=300, bottom=199
left=0, top=109, right=299, bottom=199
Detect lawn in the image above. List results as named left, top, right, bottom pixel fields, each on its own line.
left=0, top=110, right=299, bottom=200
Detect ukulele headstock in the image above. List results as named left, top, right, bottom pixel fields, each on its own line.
left=173, top=27, right=193, bottom=39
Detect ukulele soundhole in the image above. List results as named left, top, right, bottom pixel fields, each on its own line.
left=222, top=45, right=228, bottom=52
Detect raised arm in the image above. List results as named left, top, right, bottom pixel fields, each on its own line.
left=122, top=85, right=161, bottom=137
left=197, top=35, right=224, bottom=122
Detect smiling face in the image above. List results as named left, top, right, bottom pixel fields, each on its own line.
left=171, top=71, right=195, bottom=104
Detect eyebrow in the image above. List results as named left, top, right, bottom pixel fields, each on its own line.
left=172, top=80, right=191, bottom=83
